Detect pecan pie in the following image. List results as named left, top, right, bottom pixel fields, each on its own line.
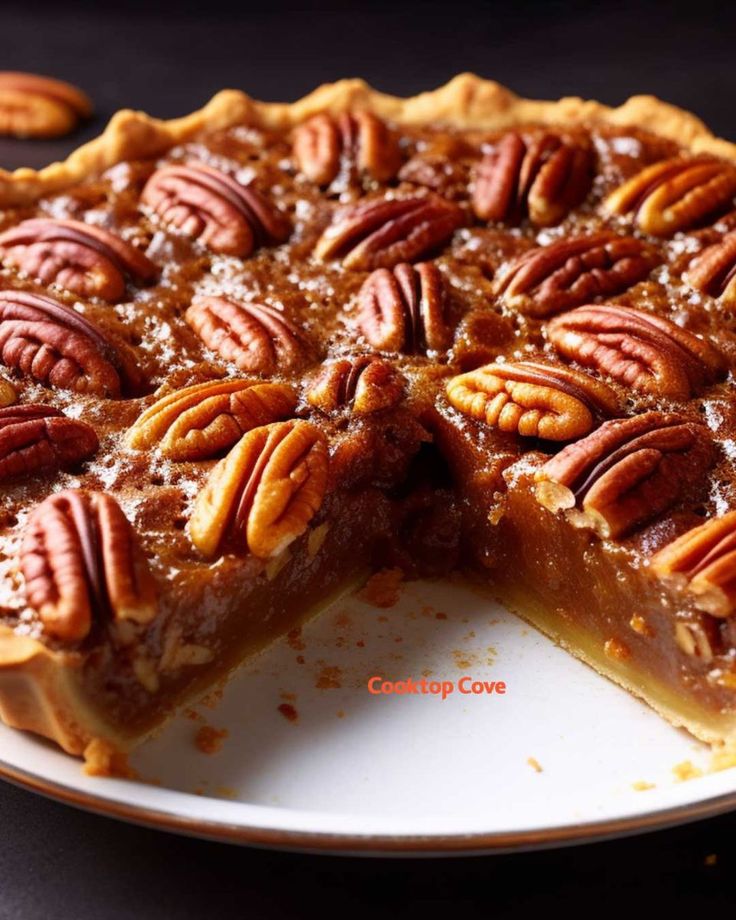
left=2, top=75, right=736, bottom=760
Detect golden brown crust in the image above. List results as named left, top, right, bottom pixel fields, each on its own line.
left=496, top=584, right=736, bottom=746
left=0, top=626, right=128, bottom=754
left=2, top=74, right=736, bottom=758
left=1, top=73, right=735, bottom=207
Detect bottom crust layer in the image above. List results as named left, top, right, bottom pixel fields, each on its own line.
left=3, top=567, right=736, bottom=757
left=493, top=583, right=736, bottom=746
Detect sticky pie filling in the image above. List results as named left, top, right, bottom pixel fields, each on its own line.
left=2, top=80, right=736, bottom=754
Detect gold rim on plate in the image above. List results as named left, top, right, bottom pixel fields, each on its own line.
left=2, top=756, right=736, bottom=854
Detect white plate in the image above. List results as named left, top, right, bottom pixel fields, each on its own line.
left=2, top=578, right=736, bottom=855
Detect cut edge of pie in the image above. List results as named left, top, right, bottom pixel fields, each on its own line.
left=498, top=585, right=736, bottom=746
left=2, top=74, right=736, bottom=762
left=0, top=624, right=110, bottom=755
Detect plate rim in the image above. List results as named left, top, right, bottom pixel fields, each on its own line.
left=3, top=756, right=736, bottom=855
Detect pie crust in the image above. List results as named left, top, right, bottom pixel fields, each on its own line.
left=2, top=73, right=735, bottom=207
left=2, top=74, right=736, bottom=761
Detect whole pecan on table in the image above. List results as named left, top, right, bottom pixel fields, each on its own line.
left=651, top=511, right=736, bottom=618
left=0, top=71, right=91, bottom=138
left=127, top=378, right=297, bottom=461
left=684, top=230, right=736, bottom=305
left=547, top=303, right=726, bottom=399
left=21, top=489, right=157, bottom=642
left=0, top=404, right=98, bottom=482
left=604, top=157, right=736, bottom=237
left=293, top=111, right=402, bottom=186
left=306, top=356, right=404, bottom=414
left=185, top=296, right=306, bottom=376
left=0, top=218, right=158, bottom=302
left=190, top=419, right=329, bottom=560
left=354, top=261, right=452, bottom=354
left=496, top=233, right=661, bottom=318
left=141, top=162, right=291, bottom=258
left=314, top=194, right=464, bottom=271
left=471, top=131, right=594, bottom=227
left=534, top=411, right=715, bottom=539
left=0, top=290, right=146, bottom=397
left=446, top=360, right=619, bottom=441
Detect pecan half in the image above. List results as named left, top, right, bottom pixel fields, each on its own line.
left=651, top=511, right=736, bottom=617
left=0, top=404, right=98, bottom=481
left=684, top=230, right=736, bottom=305
left=497, top=233, right=660, bottom=318
left=314, top=194, right=464, bottom=270
left=306, top=356, right=404, bottom=414
left=127, top=379, right=297, bottom=460
left=293, top=112, right=401, bottom=186
left=0, top=290, right=145, bottom=397
left=355, top=261, right=451, bottom=354
left=0, top=71, right=91, bottom=138
left=446, top=361, right=619, bottom=441
left=0, top=218, right=157, bottom=302
left=604, top=157, right=736, bottom=236
left=0, top=377, right=15, bottom=407
left=547, top=304, right=726, bottom=399
left=534, top=412, right=715, bottom=539
left=141, top=162, right=290, bottom=258
left=189, top=420, right=328, bottom=559
left=674, top=618, right=717, bottom=662
left=472, top=131, right=594, bottom=227
left=21, top=489, right=157, bottom=642
left=185, top=296, right=305, bottom=376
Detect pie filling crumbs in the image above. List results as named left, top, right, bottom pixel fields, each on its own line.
left=2, top=81, right=736, bottom=756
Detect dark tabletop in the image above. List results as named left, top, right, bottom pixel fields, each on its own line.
left=1, top=1, right=736, bottom=917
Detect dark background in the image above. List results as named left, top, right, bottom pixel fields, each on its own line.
left=2, top=0, right=736, bottom=171
left=2, top=1, right=736, bottom=917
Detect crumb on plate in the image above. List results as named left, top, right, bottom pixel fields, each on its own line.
left=194, top=724, right=229, bottom=755
left=359, top=568, right=404, bottom=608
